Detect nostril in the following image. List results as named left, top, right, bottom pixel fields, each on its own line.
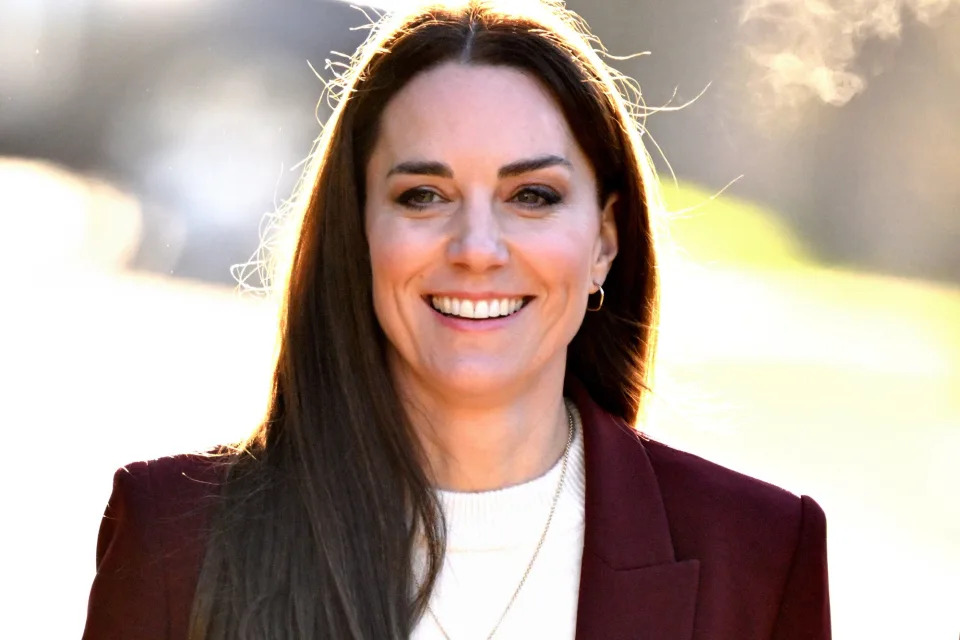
left=446, top=229, right=509, bottom=268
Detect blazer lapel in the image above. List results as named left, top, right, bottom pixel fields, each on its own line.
left=568, top=380, right=700, bottom=640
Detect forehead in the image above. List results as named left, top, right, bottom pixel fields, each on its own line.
left=372, top=62, right=580, bottom=168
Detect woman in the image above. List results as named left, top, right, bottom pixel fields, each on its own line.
left=84, top=1, right=831, bottom=639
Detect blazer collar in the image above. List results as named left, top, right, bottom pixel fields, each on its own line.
left=567, top=379, right=700, bottom=640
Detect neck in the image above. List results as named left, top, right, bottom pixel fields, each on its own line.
left=395, top=364, right=570, bottom=492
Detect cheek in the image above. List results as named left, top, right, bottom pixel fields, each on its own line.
left=366, top=217, right=438, bottom=305
left=514, top=222, right=597, bottom=289
left=367, top=228, right=414, bottom=349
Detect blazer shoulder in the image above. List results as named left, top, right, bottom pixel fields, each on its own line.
left=117, top=451, right=226, bottom=491
left=84, top=452, right=226, bottom=640
left=640, top=436, right=810, bottom=520
left=104, top=453, right=224, bottom=535
left=639, top=438, right=830, bottom=636
left=638, top=437, right=825, bottom=565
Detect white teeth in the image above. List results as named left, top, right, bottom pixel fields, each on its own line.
left=430, top=296, right=526, bottom=319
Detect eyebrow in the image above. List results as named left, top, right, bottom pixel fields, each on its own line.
left=498, top=154, right=572, bottom=178
left=386, top=160, right=452, bottom=178
left=385, top=154, right=572, bottom=179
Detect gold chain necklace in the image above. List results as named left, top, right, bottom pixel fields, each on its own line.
left=426, top=402, right=576, bottom=640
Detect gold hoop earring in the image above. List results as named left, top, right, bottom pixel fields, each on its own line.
left=587, top=284, right=604, bottom=312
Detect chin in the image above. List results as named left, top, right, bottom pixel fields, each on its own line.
left=427, top=363, right=528, bottom=399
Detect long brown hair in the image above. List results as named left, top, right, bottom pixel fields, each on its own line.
left=189, top=2, right=659, bottom=638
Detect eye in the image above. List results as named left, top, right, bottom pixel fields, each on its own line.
left=396, top=187, right=446, bottom=209
left=511, top=186, right=562, bottom=208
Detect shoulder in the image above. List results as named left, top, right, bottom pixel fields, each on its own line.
left=115, top=451, right=225, bottom=485
left=107, top=452, right=228, bottom=562
left=104, top=453, right=225, bottom=536
left=641, top=437, right=814, bottom=524
left=640, top=436, right=827, bottom=583
left=638, top=438, right=831, bottom=634
left=100, top=450, right=228, bottom=557
left=84, top=453, right=227, bottom=640
left=112, top=452, right=225, bottom=509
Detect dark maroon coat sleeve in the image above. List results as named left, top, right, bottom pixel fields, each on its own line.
left=85, top=463, right=168, bottom=639
left=637, top=435, right=832, bottom=640
left=771, top=495, right=831, bottom=640
left=83, top=457, right=218, bottom=640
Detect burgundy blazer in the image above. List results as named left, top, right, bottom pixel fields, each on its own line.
left=84, top=383, right=831, bottom=639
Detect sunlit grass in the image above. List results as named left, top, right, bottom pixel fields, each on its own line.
left=659, top=180, right=812, bottom=268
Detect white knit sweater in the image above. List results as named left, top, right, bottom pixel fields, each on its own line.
left=411, top=403, right=587, bottom=640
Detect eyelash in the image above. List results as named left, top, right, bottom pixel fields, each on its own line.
left=395, top=186, right=562, bottom=210
left=396, top=188, right=445, bottom=209
left=513, top=186, right=562, bottom=207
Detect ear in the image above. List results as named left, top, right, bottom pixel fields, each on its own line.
left=591, top=193, right=619, bottom=291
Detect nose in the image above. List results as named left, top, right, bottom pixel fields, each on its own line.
left=446, top=196, right=508, bottom=272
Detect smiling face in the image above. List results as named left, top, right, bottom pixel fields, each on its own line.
left=364, top=62, right=618, bottom=403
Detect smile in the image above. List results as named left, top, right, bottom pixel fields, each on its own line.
left=428, top=295, right=529, bottom=319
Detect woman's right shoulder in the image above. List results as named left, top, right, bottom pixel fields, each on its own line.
left=100, top=451, right=230, bottom=554
left=108, top=451, right=233, bottom=527
left=85, top=452, right=232, bottom=639
left=114, top=451, right=228, bottom=496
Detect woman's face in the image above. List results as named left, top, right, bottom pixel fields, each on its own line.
left=364, top=62, right=618, bottom=402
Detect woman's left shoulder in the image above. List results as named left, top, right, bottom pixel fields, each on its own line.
left=638, top=438, right=831, bottom=636
left=640, top=436, right=827, bottom=560
left=642, top=437, right=823, bottom=517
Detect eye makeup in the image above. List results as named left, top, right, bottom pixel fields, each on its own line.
left=511, top=185, right=562, bottom=207
left=395, top=186, right=448, bottom=209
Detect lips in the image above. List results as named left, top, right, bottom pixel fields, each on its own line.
left=427, top=295, right=529, bottom=319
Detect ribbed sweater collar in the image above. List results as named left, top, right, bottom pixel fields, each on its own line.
left=434, top=401, right=586, bottom=552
